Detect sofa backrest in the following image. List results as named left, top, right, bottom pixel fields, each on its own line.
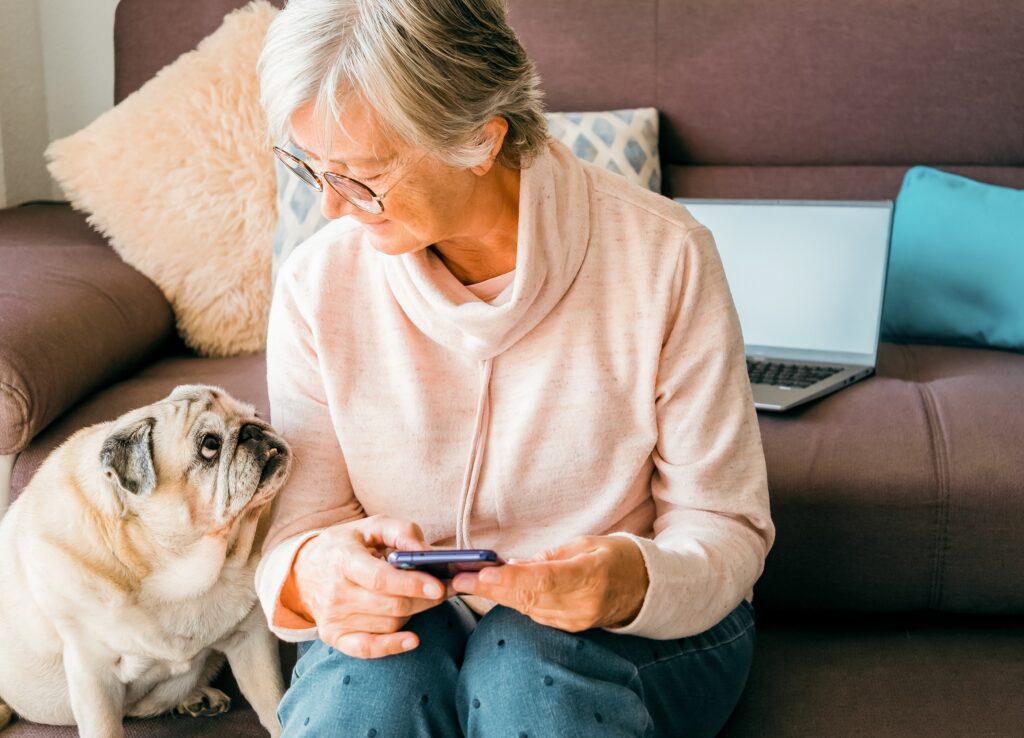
left=115, top=0, right=1024, bottom=199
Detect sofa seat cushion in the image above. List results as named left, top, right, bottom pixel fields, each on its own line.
left=721, top=612, right=1024, bottom=737
left=757, top=342, right=1024, bottom=614
left=0, top=203, right=174, bottom=456
left=0, top=706, right=268, bottom=737
left=10, top=347, right=268, bottom=501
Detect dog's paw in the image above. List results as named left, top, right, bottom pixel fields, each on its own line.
left=0, top=701, right=14, bottom=729
left=174, top=687, right=231, bottom=718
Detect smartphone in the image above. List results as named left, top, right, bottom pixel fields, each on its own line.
left=387, top=549, right=504, bottom=580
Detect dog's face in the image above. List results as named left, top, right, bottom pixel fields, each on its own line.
left=98, top=384, right=291, bottom=538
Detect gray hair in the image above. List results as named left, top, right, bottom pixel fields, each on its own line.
left=258, top=0, right=548, bottom=169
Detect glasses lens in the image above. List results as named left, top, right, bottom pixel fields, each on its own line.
left=323, top=173, right=383, bottom=214
left=273, top=147, right=321, bottom=191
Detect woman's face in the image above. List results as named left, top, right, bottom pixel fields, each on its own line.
left=288, top=98, right=491, bottom=257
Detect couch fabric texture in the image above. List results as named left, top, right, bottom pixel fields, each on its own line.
left=0, top=204, right=172, bottom=456
left=2, top=0, right=1023, bottom=735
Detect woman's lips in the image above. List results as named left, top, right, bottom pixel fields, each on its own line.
left=361, top=219, right=390, bottom=230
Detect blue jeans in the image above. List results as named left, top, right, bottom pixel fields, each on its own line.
left=279, top=599, right=756, bottom=737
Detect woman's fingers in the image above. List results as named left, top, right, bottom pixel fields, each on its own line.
left=450, top=536, right=648, bottom=631
left=452, top=557, right=587, bottom=612
left=326, top=629, right=421, bottom=660
left=339, top=584, right=446, bottom=620
left=319, top=611, right=409, bottom=635
left=289, top=516, right=456, bottom=659
left=340, top=544, right=447, bottom=600
left=352, top=515, right=430, bottom=552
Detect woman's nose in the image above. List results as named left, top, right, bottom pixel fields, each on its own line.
left=320, top=184, right=360, bottom=220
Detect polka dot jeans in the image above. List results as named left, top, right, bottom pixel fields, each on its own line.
left=278, top=599, right=756, bottom=737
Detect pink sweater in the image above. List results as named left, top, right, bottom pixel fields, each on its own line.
left=256, top=140, right=775, bottom=642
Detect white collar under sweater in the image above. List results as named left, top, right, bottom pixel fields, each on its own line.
left=380, top=140, right=591, bottom=361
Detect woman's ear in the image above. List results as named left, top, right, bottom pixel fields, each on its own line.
left=470, top=116, right=510, bottom=176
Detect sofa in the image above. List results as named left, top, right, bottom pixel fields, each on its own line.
left=2, top=0, right=1023, bottom=735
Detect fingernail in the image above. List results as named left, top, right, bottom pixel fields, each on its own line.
left=402, top=638, right=416, bottom=650
left=452, top=575, right=474, bottom=593
left=424, top=582, right=443, bottom=598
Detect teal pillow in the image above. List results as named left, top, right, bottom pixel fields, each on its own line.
left=880, top=166, right=1024, bottom=352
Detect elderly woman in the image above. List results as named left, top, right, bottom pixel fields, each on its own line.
left=255, top=0, right=774, bottom=735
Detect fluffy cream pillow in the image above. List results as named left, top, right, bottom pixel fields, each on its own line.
left=46, top=0, right=278, bottom=357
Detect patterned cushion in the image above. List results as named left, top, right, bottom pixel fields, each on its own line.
left=271, top=108, right=662, bottom=283
left=545, top=108, right=661, bottom=193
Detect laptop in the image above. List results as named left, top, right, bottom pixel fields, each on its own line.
left=675, top=199, right=893, bottom=412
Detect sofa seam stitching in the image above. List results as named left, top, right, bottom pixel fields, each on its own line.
left=0, top=380, right=31, bottom=455
left=914, top=364, right=950, bottom=611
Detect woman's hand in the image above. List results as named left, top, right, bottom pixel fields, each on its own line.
left=282, top=515, right=450, bottom=659
left=450, top=535, right=649, bottom=632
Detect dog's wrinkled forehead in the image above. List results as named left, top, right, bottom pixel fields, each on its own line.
left=165, top=384, right=258, bottom=423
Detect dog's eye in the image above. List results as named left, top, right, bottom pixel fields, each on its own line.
left=200, top=434, right=221, bottom=460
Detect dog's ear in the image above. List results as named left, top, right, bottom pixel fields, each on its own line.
left=100, top=417, right=157, bottom=497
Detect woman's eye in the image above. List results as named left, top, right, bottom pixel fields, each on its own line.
left=200, top=435, right=221, bottom=460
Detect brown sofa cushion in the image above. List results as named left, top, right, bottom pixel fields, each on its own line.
left=722, top=612, right=1024, bottom=737
left=0, top=203, right=173, bottom=456
left=757, top=343, right=1024, bottom=614
left=114, top=0, right=284, bottom=103
left=508, top=0, right=1024, bottom=169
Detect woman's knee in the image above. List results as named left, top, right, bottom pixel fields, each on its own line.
left=626, top=600, right=757, bottom=738
left=278, top=603, right=468, bottom=735
left=457, top=606, right=651, bottom=737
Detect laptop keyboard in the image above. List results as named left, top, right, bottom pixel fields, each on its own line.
left=747, top=360, right=843, bottom=389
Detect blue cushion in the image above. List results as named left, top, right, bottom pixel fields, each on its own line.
left=880, top=166, right=1024, bottom=352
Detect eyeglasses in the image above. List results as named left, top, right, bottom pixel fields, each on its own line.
left=272, top=146, right=418, bottom=215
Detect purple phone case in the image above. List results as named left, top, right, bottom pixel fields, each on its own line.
left=387, top=549, right=503, bottom=579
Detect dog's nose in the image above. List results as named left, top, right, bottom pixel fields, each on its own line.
left=239, top=423, right=265, bottom=443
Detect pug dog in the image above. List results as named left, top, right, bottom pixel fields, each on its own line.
left=0, top=384, right=291, bottom=738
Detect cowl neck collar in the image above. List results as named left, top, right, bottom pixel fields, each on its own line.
left=380, top=140, right=591, bottom=361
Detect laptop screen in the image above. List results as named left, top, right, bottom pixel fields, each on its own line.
left=676, top=200, right=892, bottom=364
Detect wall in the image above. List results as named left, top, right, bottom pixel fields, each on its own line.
left=0, top=0, right=52, bottom=207
left=0, top=0, right=119, bottom=207
left=0, top=119, right=7, bottom=206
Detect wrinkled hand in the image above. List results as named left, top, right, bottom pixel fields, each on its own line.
left=283, top=515, right=451, bottom=659
left=451, top=536, right=649, bottom=632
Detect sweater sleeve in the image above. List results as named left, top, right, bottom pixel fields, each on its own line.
left=604, top=226, right=775, bottom=640
left=255, top=253, right=367, bottom=639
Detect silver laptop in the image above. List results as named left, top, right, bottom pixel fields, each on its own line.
left=676, top=199, right=893, bottom=412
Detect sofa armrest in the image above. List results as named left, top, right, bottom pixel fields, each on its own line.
left=0, top=203, right=174, bottom=455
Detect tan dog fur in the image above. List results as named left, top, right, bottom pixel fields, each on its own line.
left=0, top=385, right=291, bottom=737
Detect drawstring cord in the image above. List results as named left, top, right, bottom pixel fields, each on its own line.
left=455, top=358, right=493, bottom=549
